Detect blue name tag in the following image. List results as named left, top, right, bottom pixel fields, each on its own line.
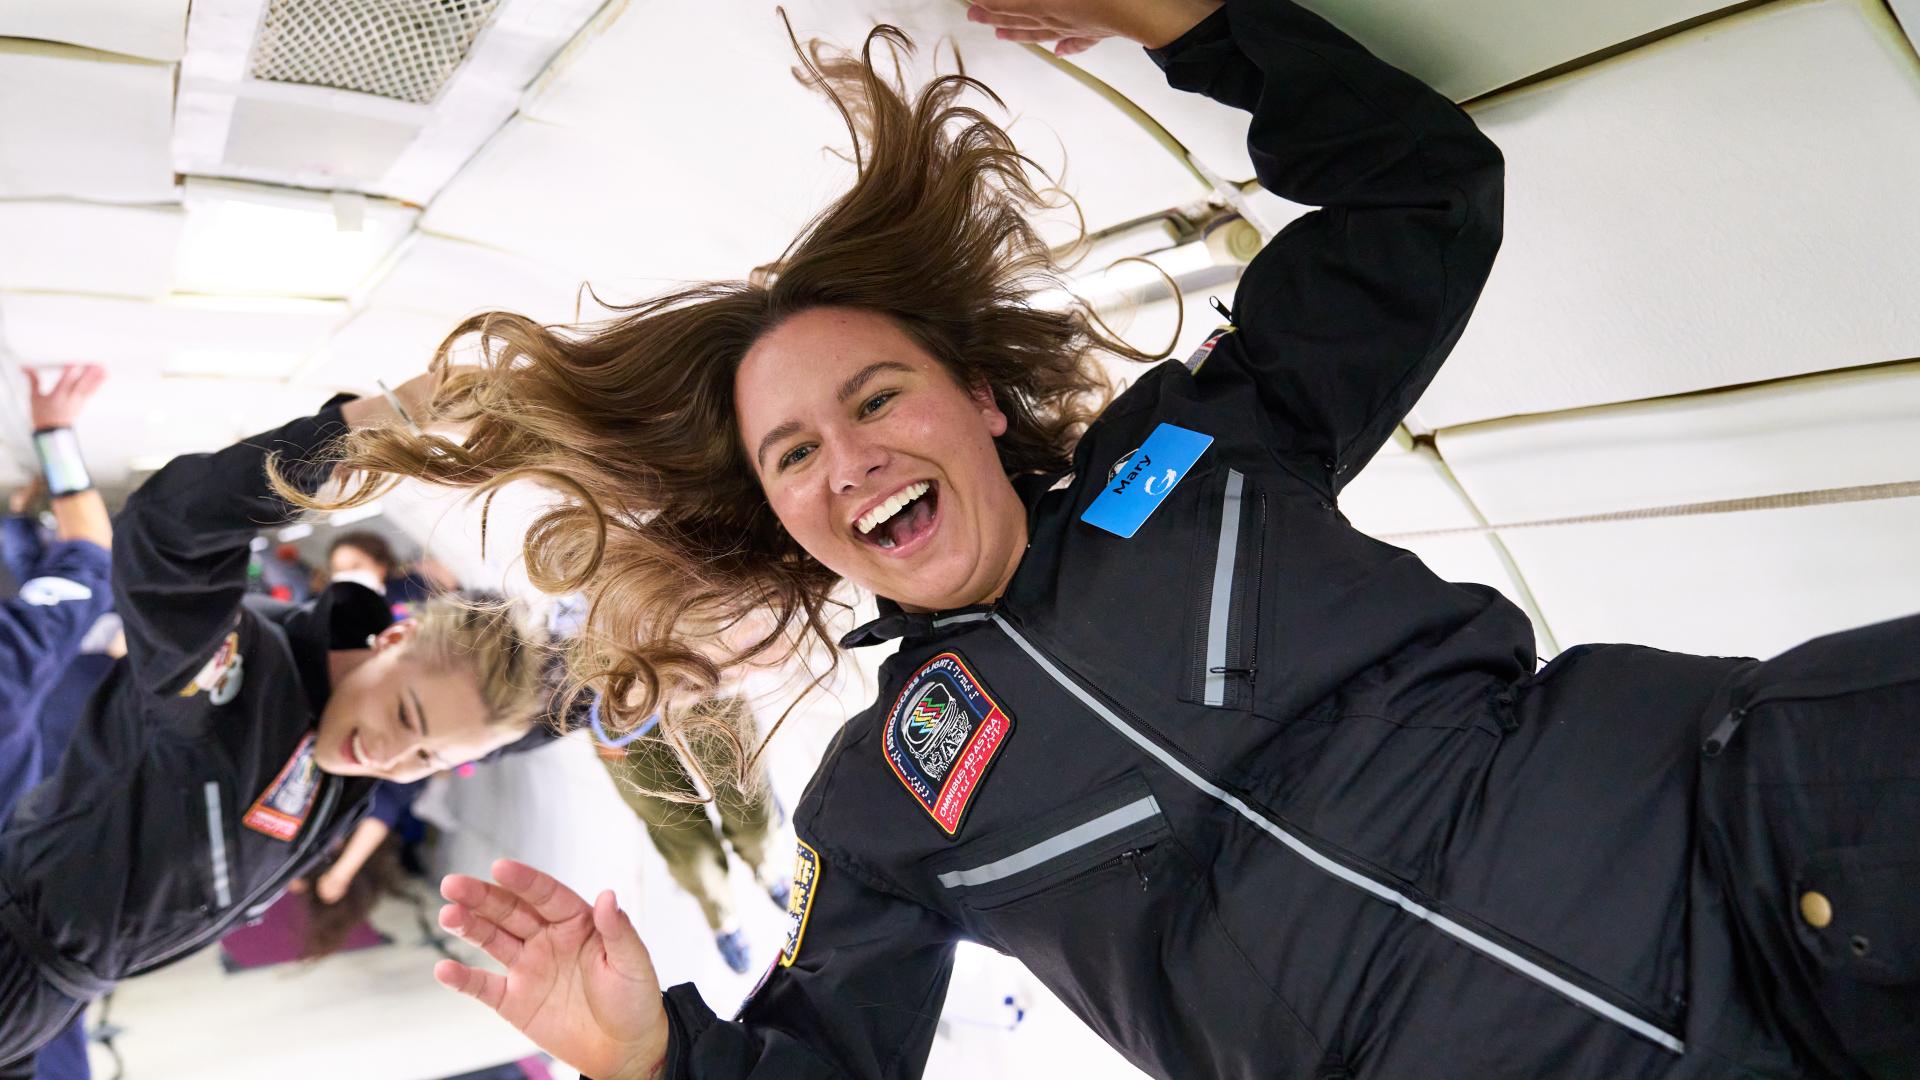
left=1080, top=423, right=1214, bottom=538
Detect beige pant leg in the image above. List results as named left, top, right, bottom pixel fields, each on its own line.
left=600, top=735, right=734, bottom=931
left=694, top=697, right=780, bottom=875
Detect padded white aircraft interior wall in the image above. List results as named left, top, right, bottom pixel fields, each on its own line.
left=1, top=0, right=1917, bottom=1076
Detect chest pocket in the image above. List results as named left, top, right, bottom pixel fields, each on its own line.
left=1180, top=467, right=1267, bottom=711
left=929, top=773, right=1170, bottom=917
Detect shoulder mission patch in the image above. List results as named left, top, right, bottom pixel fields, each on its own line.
left=882, top=652, right=1014, bottom=836
left=780, top=839, right=820, bottom=968
left=243, top=733, right=321, bottom=841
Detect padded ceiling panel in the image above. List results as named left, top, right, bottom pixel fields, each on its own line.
left=0, top=0, right=190, bottom=61
left=1436, top=363, right=1920, bottom=658
left=0, top=293, right=345, bottom=377
left=316, top=306, right=464, bottom=395
left=0, top=41, right=176, bottom=202
left=423, top=116, right=806, bottom=287
left=1059, top=0, right=1730, bottom=184
left=1412, top=0, right=1920, bottom=429
left=0, top=202, right=184, bottom=298
left=365, top=235, right=584, bottom=325
left=500, top=0, right=1207, bottom=264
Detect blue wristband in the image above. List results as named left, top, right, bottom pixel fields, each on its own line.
left=33, top=427, right=92, bottom=496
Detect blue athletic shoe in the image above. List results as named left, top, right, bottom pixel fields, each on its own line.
left=715, top=928, right=753, bottom=974
left=766, top=878, right=792, bottom=911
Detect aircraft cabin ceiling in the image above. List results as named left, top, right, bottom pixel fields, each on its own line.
left=2, top=0, right=1919, bottom=1075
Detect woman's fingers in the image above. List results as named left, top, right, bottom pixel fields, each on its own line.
left=591, top=889, right=654, bottom=981
left=435, top=958, right=508, bottom=1012
left=442, top=872, right=548, bottom=941
left=73, top=364, right=107, bottom=398
left=994, top=28, right=1066, bottom=43
left=966, top=5, right=1054, bottom=30
left=440, top=903, right=524, bottom=967
left=1056, top=36, right=1102, bottom=56
left=493, top=858, right=590, bottom=924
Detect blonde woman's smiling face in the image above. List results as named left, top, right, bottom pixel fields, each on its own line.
left=734, top=307, right=1029, bottom=611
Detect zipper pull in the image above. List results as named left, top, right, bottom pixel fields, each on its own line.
left=1702, top=708, right=1747, bottom=757
left=1118, top=848, right=1150, bottom=890
left=1208, top=665, right=1256, bottom=684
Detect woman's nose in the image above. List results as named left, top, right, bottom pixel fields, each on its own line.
left=827, top=434, right=888, bottom=494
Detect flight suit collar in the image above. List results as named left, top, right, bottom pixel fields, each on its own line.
left=839, top=469, right=1069, bottom=648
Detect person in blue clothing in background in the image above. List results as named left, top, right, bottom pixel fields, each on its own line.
left=0, top=364, right=113, bottom=1080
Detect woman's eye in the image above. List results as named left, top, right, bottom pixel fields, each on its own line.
left=778, top=444, right=814, bottom=470
left=859, top=390, right=897, bottom=417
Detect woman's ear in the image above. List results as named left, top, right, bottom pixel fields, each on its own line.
left=970, top=380, right=1010, bottom=437
left=371, top=620, right=418, bottom=654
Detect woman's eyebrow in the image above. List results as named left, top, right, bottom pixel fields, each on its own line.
left=753, top=361, right=913, bottom=468
left=755, top=419, right=804, bottom=469
left=835, top=360, right=911, bottom=404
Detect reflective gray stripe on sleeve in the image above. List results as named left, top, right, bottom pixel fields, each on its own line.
left=202, top=782, right=233, bottom=909
left=990, top=614, right=1686, bottom=1055
left=938, top=795, right=1161, bottom=890
left=1203, top=469, right=1245, bottom=706
left=932, top=612, right=992, bottom=629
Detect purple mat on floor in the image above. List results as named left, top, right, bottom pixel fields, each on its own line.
left=219, top=889, right=386, bottom=971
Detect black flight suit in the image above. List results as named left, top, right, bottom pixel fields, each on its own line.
left=0, top=400, right=385, bottom=1072
left=656, top=2, right=1920, bottom=1077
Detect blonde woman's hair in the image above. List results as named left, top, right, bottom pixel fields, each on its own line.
left=279, top=21, right=1150, bottom=796
left=408, top=595, right=550, bottom=732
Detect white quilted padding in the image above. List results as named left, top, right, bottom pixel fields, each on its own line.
left=317, top=306, right=467, bottom=395
left=1436, top=363, right=1920, bottom=658
left=421, top=116, right=801, bottom=288
left=0, top=0, right=189, bottom=61
left=0, top=202, right=183, bottom=298
left=0, top=41, right=176, bottom=202
left=0, top=293, right=345, bottom=379
left=1413, top=0, right=1920, bottom=430
left=1057, top=0, right=1727, bottom=186
left=439, top=0, right=1207, bottom=283
left=363, top=235, right=584, bottom=326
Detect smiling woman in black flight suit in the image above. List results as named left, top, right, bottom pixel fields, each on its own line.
left=0, top=371, right=554, bottom=1075
left=313, top=0, right=1916, bottom=1077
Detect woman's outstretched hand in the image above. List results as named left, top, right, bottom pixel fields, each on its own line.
left=435, top=859, right=670, bottom=1080
left=965, top=0, right=1222, bottom=55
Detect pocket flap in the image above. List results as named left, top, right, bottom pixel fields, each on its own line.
left=1795, top=844, right=1920, bottom=985
left=927, top=773, right=1168, bottom=904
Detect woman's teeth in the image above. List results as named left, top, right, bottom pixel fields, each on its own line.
left=856, top=481, right=930, bottom=535
left=350, top=731, right=368, bottom=766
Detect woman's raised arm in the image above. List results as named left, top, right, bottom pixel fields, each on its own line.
left=974, top=0, right=1505, bottom=494
left=1155, top=0, right=1504, bottom=493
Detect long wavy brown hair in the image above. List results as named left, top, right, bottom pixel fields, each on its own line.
left=284, top=19, right=1149, bottom=795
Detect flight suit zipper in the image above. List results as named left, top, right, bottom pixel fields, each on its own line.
left=1704, top=671, right=1920, bottom=756
left=991, top=610, right=1687, bottom=1055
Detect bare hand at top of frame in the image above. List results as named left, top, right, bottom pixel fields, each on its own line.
left=965, top=0, right=1223, bottom=56
left=435, top=859, right=670, bottom=1080
left=27, top=363, right=107, bottom=432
